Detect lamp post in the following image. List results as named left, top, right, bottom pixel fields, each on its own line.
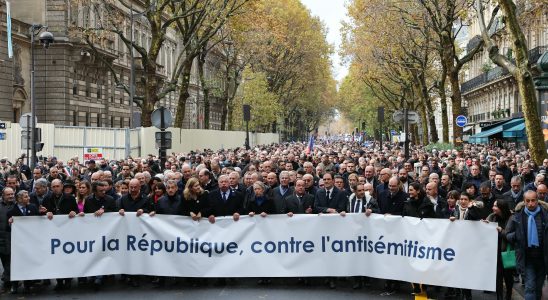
left=29, top=24, right=53, bottom=168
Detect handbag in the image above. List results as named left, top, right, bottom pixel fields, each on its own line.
left=501, top=244, right=516, bottom=269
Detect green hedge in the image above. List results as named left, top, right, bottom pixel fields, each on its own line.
left=424, top=143, right=459, bottom=152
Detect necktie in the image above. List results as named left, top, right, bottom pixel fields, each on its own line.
left=23, top=207, right=27, bottom=216
left=223, top=192, right=227, bottom=202
left=326, top=190, right=330, bottom=199
left=355, top=200, right=361, bottom=213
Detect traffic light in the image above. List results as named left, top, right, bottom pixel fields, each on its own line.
left=36, top=142, right=44, bottom=152
left=155, top=131, right=172, bottom=149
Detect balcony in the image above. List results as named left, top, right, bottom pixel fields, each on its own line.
left=461, top=45, right=547, bottom=94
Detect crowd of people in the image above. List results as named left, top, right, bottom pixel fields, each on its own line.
left=0, top=141, right=546, bottom=300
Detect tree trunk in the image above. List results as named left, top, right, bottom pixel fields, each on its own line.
left=420, top=104, right=429, bottom=145
left=516, top=74, right=545, bottom=162
left=174, top=60, right=193, bottom=128
left=439, top=69, right=449, bottom=143
left=448, top=69, right=463, bottom=144
left=495, top=0, right=546, bottom=163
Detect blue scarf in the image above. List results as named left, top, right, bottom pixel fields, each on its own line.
left=524, top=206, right=541, bottom=247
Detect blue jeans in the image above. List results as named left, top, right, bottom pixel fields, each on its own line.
left=523, top=256, right=546, bottom=300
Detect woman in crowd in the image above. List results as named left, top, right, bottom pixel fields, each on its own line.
left=486, top=200, right=513, bottom=300
left=403, top=182, right=435, bottom=296
left=152, top=182, right=166, bottom=204
left=246, top=181, right=276, bottom=285
left=463, top=182, right=478, bottom=199
left=181, top=177, right=208, bottom=221
left=76, top=181, right=92, bottom=216
left=446, top=190, right=460, bottom=217
left=63, top=180, right=77, bottom=197
left=450, top=192, right=481, bottom=300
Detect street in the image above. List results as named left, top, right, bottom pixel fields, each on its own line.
left=0, top=276, right=523, bottom=300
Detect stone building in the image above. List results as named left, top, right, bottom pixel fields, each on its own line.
left=0, top=0, right=225, bottom=129
left=461, top=5, right=547, bottom=143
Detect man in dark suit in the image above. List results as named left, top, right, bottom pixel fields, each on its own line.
left=7, top=190, right=39, bottom=294
left=207, top=175, right=244, bottom=223
left=83, top=181, right=116, bottom=290
left=503, top=176, right=523, bottom=211
left=314, top=172, right=346, bottom=214
left=313, top=172, right=346, bottom=289
left=492, top=173, right=510, bottom=196
left=199, top=169, right=218, bottom=192
left=271, top=171, right=294, bottom=214
left=363, top=166, right=380, bottom=190
left=425, top=182, right=450, bottom=218
left=206, top=175, right=244, bottom=286
left=42, top=179, right=78, bottom=291
left=378, top=177, right=406, bottom=216
left=228, top=171, right=246, bottom=194
left=285, top=180, right=314, bottom=215
left=29, top=178, right=50, bottom=210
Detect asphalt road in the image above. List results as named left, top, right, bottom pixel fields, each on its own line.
left=0, top=276, right=514, bottom=300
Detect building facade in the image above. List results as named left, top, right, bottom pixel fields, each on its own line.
left=461, top=6, right=547, bottom=140
left=0, top=0, right=226, bottom=129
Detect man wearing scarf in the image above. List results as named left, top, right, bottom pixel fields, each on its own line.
left=506, top=190, right=548, bottom=300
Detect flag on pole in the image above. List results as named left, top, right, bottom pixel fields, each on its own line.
left=7, top=0, right=13, bottom=58
left=305, top=135, right=315, bottom=155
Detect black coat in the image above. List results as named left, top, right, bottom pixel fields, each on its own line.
left=119, top=193, right=152, bottom=213
left=207, top=188, right=244, bottom=217
left=452, top=205, right=482, bottom=221
left=181, top=191, right=209, bottom=217
left=313, top=187, right=346, bottom=213
left=84, top=194, right=117, bottom=213
left=503, top=190, right=523, bottom=211
left=271, top=186, right=294, bottom=214
left=246, top=195, right=276, bottom=215
left=378, top=190, right=406, bottom=215
left=284, top=193, right=315, bottom=214
left=347, top=194, right=380, bottom=214
left=7, top=203, right=39, bottom=218
left=155, top=194, right=183, bottom=215
left=505, top=207, right=548, bottom=274
left=403, top=197, right=436, bottom=219
left=42, top=192, right=78, bottom=215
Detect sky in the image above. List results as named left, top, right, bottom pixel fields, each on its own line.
left=300, top=0, right=349, bottom=83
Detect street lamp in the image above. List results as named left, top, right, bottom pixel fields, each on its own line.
left=30, top=24, right=53, bottom=168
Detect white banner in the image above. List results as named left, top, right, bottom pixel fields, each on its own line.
left=11, top=213, right=497, bottom=290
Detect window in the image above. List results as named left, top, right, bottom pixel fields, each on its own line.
left=72, top=111, right=77, bottom=126
left=97, top=85, right=102, bottom=99
left=111, top=116, right=115, bottom=127
left=72, top=80, right=78, bottom=95
left=86, top=81, right=91, bottom=97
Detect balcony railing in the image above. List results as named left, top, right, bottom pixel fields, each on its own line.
left=461, top=45, right=547, bottom=93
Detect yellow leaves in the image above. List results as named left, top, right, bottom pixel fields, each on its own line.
left=232, top=68, right=280, bottom=131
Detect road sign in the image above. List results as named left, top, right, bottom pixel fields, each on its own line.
left=0, top=132, right=5, bottom=140
left=390, top=130, right=397, bottom=135
left=0, top=122, right=5, bottom=129
left=392, top=110, right=419, bottom=124
left=151, top=107, right=173, bottom=129
left=19, top=113, right=37, bottom=129
left=83, top=147, right=104, bottom=161
left=456, top=115, right=468, bottom=128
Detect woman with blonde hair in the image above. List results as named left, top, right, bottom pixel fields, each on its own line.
left=182, top=177, right=208, bottom=221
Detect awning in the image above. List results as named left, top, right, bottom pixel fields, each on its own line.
left=469, top=118, right=524, bottom=144
left=469, top=125, right=503, bottom=144
left=463, top=125, right=473, bottom=133
left=503, top=119, right=526, bottom=138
